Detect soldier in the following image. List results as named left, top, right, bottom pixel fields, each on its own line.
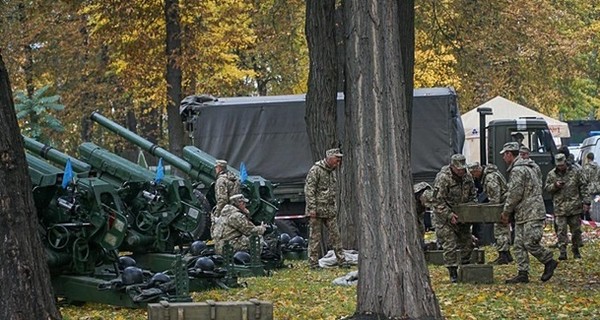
left=469, top=162, right=511, bottom=264
left=581, top=152, right=600, bottom=201
left=500, top=142, right=558, bottom=283
left=432, top=154, right=477, bottom=283
left=413, top=182, right=433, bottom=240
left=544, top=153, right=586, bottom=260
left=214, top=194, right=266, bottom=254
left=214, top=159, right=241, bottom=218
left=305, top=148, right=346, bottom=269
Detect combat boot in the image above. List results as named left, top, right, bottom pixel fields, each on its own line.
left=447, top=267, right=458, bottom=283
left=572, top=247, right=582, bottom=259
left=505, top=271, right=529, bottom=284
left=507, top=250, right=514, bottom=262
left=495, top=251, right=510, bottom=265
left=558, top=250, right=567, bottom=261
left=541, top=259, right=558, bottom=282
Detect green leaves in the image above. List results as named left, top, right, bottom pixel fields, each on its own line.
left=14, top=84, right=65, bottom=143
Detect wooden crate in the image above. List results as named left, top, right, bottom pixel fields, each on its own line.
left=454, top=203, right=503, bottom=223
left=148, top=299, right=273, bottom=320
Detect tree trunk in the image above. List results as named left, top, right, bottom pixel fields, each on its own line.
left=305, top=0, right=339, bottom=160
left=344, top=1, right=442, bottom=318
left=0, top=55, right=61, bottom=319
left=165, top=0, right=184, bottom=157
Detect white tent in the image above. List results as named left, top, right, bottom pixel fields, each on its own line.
left=462, top=96, right=570, bottom=163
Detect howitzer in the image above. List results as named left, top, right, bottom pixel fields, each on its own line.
left=26, top=153, right=128, bottom=275
left=24, top=136, right=210, bottom=251
left=90, top=111, right=279, bottom=226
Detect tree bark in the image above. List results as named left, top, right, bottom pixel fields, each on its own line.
left=344, top=1, right=442, bottom=318
left=305, top=0, right=339, bottom=160
left=165, top=0, right=184, bottom=157
left=0, top=55, right=61, bottom=319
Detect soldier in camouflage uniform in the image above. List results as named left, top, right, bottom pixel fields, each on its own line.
left=414, top=182, right=433, bottom=240
left=500, top=142, right=558, bottom=283
left=545, top=153, right=586, bottom=260
left=214, top=194, right=266, bottom=254
left=305, top=148, right=346, bottom=269
left=469, top=162, right=512, bottom=264
left=432, top=154, right=477, bottom=283
left=214, top=159, right=241, bottom=218
left=581, top=152, right=600, bottom=202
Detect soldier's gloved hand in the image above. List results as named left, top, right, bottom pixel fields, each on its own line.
left=307, top=211, right=317, bottom=219
left=449, top=212, right=458, bottom=225
left=257, top=223, right=267, bottom=235
left=555, top=181, right=565, bottom=189
left=500, top=212, right=510, bottom=225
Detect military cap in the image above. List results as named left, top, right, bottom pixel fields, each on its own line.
left=519, top=145, right=531, bottom=154
left=215, top=159, right=228, bottom=167
left=326, top=148, right=343, bottom=158
left=555, top=153, right=567, bottom=165
left=450, top=154, right=467, bottom=169
left=499, top=142, right=520, bottom=154
left=229, top=194, right=249, bottom=203
left=467, top=162, right=481, bottom=170
left=413, top=182, right=431, bottom=194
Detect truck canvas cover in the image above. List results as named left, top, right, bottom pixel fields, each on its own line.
left=188, top=87, right=464, bottom=186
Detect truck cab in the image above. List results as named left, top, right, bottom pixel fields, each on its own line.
left=487, top=117, right=558, bottom=211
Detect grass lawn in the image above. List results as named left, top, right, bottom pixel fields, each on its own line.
left=60, top=225, right=600, bottom=319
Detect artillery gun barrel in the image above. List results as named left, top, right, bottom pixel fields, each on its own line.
left=90, top=112, right=204, bottom=181
left=23, top=135, right=92, bottom=173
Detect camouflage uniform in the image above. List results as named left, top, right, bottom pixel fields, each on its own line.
left=482, top=164, right=509, bottom=251
left=305, top=159, right=345, bottom=267
left=544, top=162, right=585, bottom=255
left=214, top=170, right=241, bottom=218
left=581, top=160, right=600, bottom=200
left=414, top=182, right=433, bottom=239
left=432, top=164, right=477, bottom=267
left=214, top=203, right=265, bottom=254
left=504, top=156, right=554, bottom=273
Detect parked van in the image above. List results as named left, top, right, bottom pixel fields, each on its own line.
left=579, top=132, right=600, bottom=165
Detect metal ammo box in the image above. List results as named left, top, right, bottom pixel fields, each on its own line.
left=148, top=299, right=273, bottom=320
left=454, top=203, right=503, bottom=223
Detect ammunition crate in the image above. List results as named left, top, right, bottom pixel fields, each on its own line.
left=454, top=203, right=503, bottom=223
left=424, top=248, right=485, bottom=265
left=148, top=299, right=273, bottom=320
left=458, top=264, right=494, bottom=284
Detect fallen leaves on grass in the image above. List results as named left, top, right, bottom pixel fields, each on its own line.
left=60, top=227, right=600, bottom=319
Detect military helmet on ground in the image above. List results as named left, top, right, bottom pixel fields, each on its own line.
left=121, top=266, right=144, bottom=285
left=118, top=256, right=137, bottom=270
left=233, top=251, right=251, bottom=265
left=289, top=236, right=306, bottom=248
left=190, top=240, right=207, bottom=256
left=279, top=233, right=291, bottom=245
left=195, top=257, right=216, bottom=271
left=150, top=272, right=171, bottom=285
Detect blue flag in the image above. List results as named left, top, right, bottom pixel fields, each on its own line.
left=155, top=158, right=164, bottom=183
left=61, top=158, right=74, bottom=189
left=240, top=162, right=248, bottom=183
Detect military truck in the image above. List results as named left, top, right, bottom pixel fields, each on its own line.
left=180, top=87, right=465, bottom=219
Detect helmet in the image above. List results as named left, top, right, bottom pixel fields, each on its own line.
left=118, top=256, right=137, bottom=270
left=279, top=233, right=291, bottom=245
left=194, top=257, right=215, bottom=271
left=190, top=240, right=207, bottom=256
left=150, top=272, right=171, bottom=285
left=413, top=182, right=431, bottom=194
left=121, top=266, right=144, bottom=285
left=289, top=236, right=305, bottom=248
left=233, top=251, right=251, bottom=265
